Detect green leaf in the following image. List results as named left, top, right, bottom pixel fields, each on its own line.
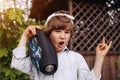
left=0, top=29, right=4, bottom=38
left=2, top=25, right=7, bottom=30
left=14, top=70, right=23, bottom=75
left=0, top=48, right=8, bottom=57
left=3, top=68, right=11, bottom=76
left=6, top=32, right=11, bottom=38
left=5, top=8, right=25, bottom=23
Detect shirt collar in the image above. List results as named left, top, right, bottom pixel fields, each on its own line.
left=57, top=46, right=69, bottom=54
left=63, top=46, right=69, bottom=52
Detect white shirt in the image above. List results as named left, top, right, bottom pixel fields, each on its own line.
left=11, top=46, right=101, bottom=80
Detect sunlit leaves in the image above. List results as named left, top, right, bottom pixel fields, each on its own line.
left=0, top=8, right=29, bottom=80
left=0, top=7, right=45, bottom=80
left=4, top=8, right=25, bottom=23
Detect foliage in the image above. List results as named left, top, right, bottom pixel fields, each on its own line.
left=0, top=8, right=45, bottom=80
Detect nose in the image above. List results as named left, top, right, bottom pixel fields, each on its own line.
left=59, top=32, right=65, bottom=39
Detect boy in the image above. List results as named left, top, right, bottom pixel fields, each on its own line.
left=11, top=10, right=112, bottom=80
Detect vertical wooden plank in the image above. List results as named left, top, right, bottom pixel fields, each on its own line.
left=110, top=55, right=116, bottom=80
left=101, top=56, right=111, bottom=80
left=68, top=0, right=73, bottom=50
left=115, top=55, right=120, bottom=80
left=68, top=0, right=73, bottom=15
left=84, top=55, right=95, bottom=70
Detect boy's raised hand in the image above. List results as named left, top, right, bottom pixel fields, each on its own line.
left=23, top=25, right=42, bottom=39
left=96, top=37, right=112, bottom=58
left=18, top=26, right=42, bottom=47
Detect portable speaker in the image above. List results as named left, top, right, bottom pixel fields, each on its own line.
left=28, top=29, right=58, bottom=75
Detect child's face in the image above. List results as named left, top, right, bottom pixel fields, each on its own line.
left=49, top=29, right=71, bottom=52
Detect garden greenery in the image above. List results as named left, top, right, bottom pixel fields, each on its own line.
left=0, top=8, right=45, bottom=80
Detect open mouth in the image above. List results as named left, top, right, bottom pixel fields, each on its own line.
left=59, top=41, right=64, bottom=45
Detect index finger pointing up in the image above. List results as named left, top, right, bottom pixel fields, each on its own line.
left=102, top=37, right=105, bottom=44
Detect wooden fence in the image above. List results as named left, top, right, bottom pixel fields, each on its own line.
left=84, top=54, right=120, bottom=80
left=68, top=0, right=120, bottom=80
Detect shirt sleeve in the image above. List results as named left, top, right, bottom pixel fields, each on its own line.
left=77, top=54, right=101, bottom=80
left=11, top=46, right=33, bottom=76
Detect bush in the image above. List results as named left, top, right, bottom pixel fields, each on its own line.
left=0, top=8, right=44, bottom=80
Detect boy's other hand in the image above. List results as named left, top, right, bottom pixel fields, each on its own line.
left=96, top=37, right=112, bottom=58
